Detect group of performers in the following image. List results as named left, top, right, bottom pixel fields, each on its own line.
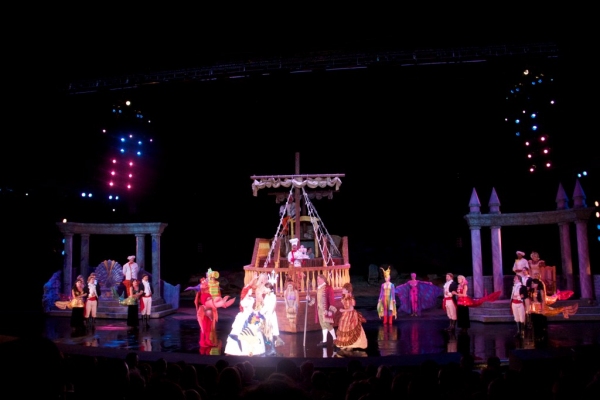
left=54, top=272, right=101, bottom=331
left=189, top=247, right=578, bottom=356
left=510, top=250, right=578, bottom=343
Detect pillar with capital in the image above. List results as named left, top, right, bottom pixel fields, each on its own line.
left=151, top=233, right=162, bottom=299
left=135, top=233, right=146, bottom=272
left=558, top=222, right=574, bottom=291
left=80, top=234, right=90, bottom=279
left=63, top=233, right=74, bottom=293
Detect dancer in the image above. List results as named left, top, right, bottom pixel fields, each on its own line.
left=284, top=279, right=299, bottom=326
left=126, top=279, right=144, bottom=329
left=55, top=277, right=87, bottom=330
left=442, top=273, right=458, bottom=331
left=333, top=282, right=367, bottom=353
left=194, top=270, right=236, bottom=349
left=287, top=238, right=309, bottom=284
left=224, top=287, right=266, bottom=356
left=455, top=275, right=471, bottom=334
left=512, top=251, right=529, bottom=281
left=528, top=251, right=546, bottom=278
left=395, top=272, right=442, bottom=316
left=84, top=274, right=98, bottom=328
left=122, top=255, right=139, bottom=294
left=377, top=266, right=397, bottom=325
left=260, top=281, right=284, bottom=356
left=307, top=274, right=337, bottom=347
left=454, top=275, right=501, bottom=334
left=510, top=275, right=528, bottom=338
left=140, top=274, right=152, bottom=329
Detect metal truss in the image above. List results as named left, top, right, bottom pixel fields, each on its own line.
left=64, top=42, right=559, bottom=95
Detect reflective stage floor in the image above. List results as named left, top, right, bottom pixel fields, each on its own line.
left=4, top=297, right=600, bottom=369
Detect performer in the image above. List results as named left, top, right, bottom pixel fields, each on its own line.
left=528, top=278, right=548, bottom=346
left=126, top=279, right=144, bottom=329
left=333, top=282, right=367, bottom=353
left=84, top=274, right=98, bottom=328
left=455, top=275, right=470, bottom=334
left=224, top=287, right=266, bottom=356
left=194, top=270, right=235, bottom=349
left=510, top=275, right=528, bottom=338
left=122, top=255, right=139, bottom=294
left=253, top=272, right=269, bottom=311
left=512, top=251, right=529, bottom=280
left=54, top=277, right=87, bottom=330
left=307, top=274, right=337, bottom=347
left=454, top=275, right=501, bottom=334
left=280, top=195, right=296, bottom=236
left=260, top=281, right=284, bottom=356
left=442, top=273, right=458, bottom=331
left=284, top=279, right=299, bottom=326
left=206, top=268, right=235, bottom=308
left=140, top=274, right=152, bottom=329
left=528, top=251, right=546, bottom=278
left=377, top=266, right=397, bottom=325
left=287, top=238, right=309, bottom=285
left=395, top=272, right=442, bottom=317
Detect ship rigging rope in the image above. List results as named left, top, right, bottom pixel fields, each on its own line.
left=264, top=186, right=341, bottom=267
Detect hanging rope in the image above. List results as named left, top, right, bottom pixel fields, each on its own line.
left=264, top=186, right=295, bottom=267
left=300, top=187, right=341, bottom=266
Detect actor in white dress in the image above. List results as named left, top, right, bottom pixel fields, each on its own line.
left=224, top=289, right=265, bottom=356
left=261, top=282, right=284, bottom=356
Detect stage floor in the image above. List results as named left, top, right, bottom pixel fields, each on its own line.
left=4, top=296, right=600, bottom=368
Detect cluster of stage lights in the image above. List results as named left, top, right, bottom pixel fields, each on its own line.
left=102, top=100, right=153, bottom=209
left=505, top=69, right=555, bottom=174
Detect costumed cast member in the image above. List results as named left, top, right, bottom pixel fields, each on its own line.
left=333, top=282, right=368, bottom=351
left=127, top=279, right=144, bottom=328
left=396, top=272, right=442, bottom=317
left=513, top=251, right=528, bottom=280
left=307, top=274, right=337, bottom=347
left=510, top=274, right=528, bottom=337
left=377, top=266, right=397, bottom=325
left=54, top=277, right=87, bottom=329
left=442, top=273, right=458, bottom=331
left=141, top=274, right=152, bottom=328
left=284, top=278, right=299, bottom=326
left=84, top=274, right=98, bottom=327
left=225, top=287, right=266, bottom=356
left=454, top=275, right=501, bottom=334
left=122, top=255, right=139, bottom=294
left=260, top=280, right=284, bottom=356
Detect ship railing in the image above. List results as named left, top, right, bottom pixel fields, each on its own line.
left=242, top=264, right=351, bottom=295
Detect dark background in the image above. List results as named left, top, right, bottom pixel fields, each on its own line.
left=3, top=5, right=598, bottom=308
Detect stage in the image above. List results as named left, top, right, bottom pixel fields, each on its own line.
left=3, top=295, right=600, bottom=372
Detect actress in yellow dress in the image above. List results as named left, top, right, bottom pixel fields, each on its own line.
left=334, top=282, right=368, bottom=351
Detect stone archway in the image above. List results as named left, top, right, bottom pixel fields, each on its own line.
left=464, top=180, right=596, bottom=300
left=56, top=222, right=168, bottom=300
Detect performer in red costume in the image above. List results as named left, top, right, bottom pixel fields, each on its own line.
left=193, top=270, right=235, bottom=350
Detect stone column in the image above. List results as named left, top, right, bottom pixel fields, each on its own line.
left=572, top=179, right=593, bottom=299
left=468, top=188, right=483, bottom=297
left=151, top=233, right=162, bottom=299
left=80, top=234, right=90, bottom=279
left=490, top=226, right=504, bottom=298
left=575, top=220, right=593, bottom=299
left=470, top=227, right=483, bottom=298
left=63, top=233, right=74, bottom=294
left=558, top=222, right=573, bottom=291
left=488, top=188, right=503, bottom=298
left=135, top=234, right=146, bottom=272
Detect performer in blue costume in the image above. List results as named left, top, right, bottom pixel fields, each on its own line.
left=395, top=272, right=443, bottom=316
